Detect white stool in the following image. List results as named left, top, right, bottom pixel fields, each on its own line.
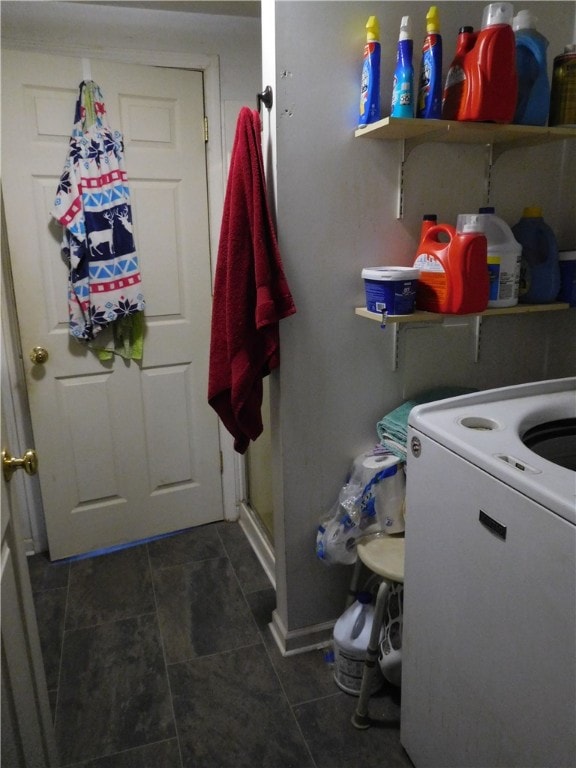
left=349, top=532, right=405, bottom=729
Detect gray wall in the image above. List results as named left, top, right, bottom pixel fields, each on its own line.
left=270, top=2, right=576, bottom=635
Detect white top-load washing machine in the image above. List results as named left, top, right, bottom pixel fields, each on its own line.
left=401, top=377, right=576, bottom=768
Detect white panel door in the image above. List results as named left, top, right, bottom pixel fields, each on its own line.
left=1, top=339, right=57, bottom=766
left=2, top=51, right=223, bottom=560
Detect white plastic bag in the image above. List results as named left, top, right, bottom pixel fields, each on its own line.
left=316, top=450, right=405, bottom=565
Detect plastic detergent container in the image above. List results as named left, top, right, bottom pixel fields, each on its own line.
left=476, top=207, right=521, bottom=308
left=442, top=26, right=476, bottom=120
left=362, top=267, right=420, bottom=315
left=333, top=591, right=383, bottom=696
left=413, top=218, right=489, bottom=314
left=549, top=45, right=576, bottom=127
left=420, top=213, right=438, bottom=238
left=458, top=2, right=518, bottom=123
left=558, top=251, right=576, bottom=306
left=512, top=9, right=550, bottom=126
left=512, top=207, right=561, bottom=303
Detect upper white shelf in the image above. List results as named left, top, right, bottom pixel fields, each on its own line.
left=354, top=117, right=576, bottom=149
left=355, top=118, right=576, bottom=218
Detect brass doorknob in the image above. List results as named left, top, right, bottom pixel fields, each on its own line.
left=30, top=347, right=49, bottom=365
left=2, top=448, right=39, bottom=483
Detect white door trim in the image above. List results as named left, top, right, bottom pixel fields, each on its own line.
left=1, top=43, right=238, bottom=547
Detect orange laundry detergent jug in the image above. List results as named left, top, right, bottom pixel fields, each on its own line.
left=413, top=216, right=489, bottom=314
left=457, top=2, right=518, bottom=123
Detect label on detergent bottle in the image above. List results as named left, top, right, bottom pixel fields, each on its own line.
left=487, top=256, right=501, bottom=301
left=488, top=254, right=519, bottom=301
left=500, top=255, right=519, bottom=300
left=414, top=252, right=448, bottom=309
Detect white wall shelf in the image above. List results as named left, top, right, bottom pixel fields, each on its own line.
left=355, top=118, right=576, bottom=217
left=355, top=303, right=572, bottom=370
left=355, top=302, right=571, bottom=323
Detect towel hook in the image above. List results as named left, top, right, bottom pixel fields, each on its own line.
left=257, top=85, right=273, bottom=111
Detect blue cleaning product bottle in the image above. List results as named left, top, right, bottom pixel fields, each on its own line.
left=513, top=10, right=551, bottom=125
left=358, top=16, right=381, bottom=128
left=391, top=16, right=414, bottom=118
left=512, top=207, right=561, bottom=303
left=417, top=6, right=443, bottom=119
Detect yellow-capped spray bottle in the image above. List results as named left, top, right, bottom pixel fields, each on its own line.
left=358, top=16, right=381, bottom=128
left=417, top=6, right=443, bottom=119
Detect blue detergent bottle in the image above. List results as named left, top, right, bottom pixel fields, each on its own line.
left=512, top=207, right=561, bottom=304
left=391, top=15, right=414, bottom=118
left=512, top=10, right=550, bottom=126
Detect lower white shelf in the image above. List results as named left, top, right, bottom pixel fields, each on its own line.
left=355, top=302, right=572, bottom=370
left=355, top=302, right=570, bottom=324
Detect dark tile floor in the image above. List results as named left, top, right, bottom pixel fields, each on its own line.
left=28, top=521, right=413, bottom=768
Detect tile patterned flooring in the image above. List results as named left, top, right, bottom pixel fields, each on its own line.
left=28, top=521, right=413, bottom=768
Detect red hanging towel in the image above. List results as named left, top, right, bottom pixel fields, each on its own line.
left=208, top=107, right=296, bottom=454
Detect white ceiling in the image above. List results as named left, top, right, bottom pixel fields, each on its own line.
left=74, top=1, right=261, bottom=17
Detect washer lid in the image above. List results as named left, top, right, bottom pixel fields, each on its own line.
left=408, top=378, right=576, bottom=525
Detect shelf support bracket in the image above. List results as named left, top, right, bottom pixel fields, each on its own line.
left=484, top=143, right=494, bottom=207
left=397, top=139, right=407, bottom=219
left=472, top=314, right=482, bottom=363
left=397, top=137, right=422, bottom=219
left=391, top=323, right=401, bottom=370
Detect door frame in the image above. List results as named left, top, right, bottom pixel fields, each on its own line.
left=1, top=42, right=240, bottom=553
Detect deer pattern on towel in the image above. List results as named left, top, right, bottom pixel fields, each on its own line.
left=53, top=81, right=145, bottom=341
left=87, top=206, right=134, bottom=258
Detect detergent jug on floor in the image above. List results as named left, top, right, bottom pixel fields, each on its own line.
left=414, top=216, right=489, bottom=314
left=333, top=592, right=383, bottom=696
left=512, top=207, right=561, bottom=303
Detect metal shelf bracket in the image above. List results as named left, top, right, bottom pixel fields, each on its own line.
left=397, top=136, right=426, bottom=219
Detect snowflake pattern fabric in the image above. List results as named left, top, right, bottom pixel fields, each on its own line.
left=52, top=81, right=145, bottom=341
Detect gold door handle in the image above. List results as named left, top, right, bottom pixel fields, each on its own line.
left=2, top=449, right=38, bottom=483
left=30, top=346, right=49, bottom=365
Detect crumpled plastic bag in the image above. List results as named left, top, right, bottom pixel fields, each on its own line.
left=315, top=449, right=404, bottom=565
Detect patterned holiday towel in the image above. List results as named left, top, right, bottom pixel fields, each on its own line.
left=52, top=80, right=145, bottom=359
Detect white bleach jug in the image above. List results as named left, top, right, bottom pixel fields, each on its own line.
left=333, top=591, right=383, bottom=696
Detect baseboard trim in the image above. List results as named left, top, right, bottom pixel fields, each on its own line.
left=238, top=501, right=276, bottom=590
left=269, top=608, right=334, bottom=657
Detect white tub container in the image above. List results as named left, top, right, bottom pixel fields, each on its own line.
left=362, top=267, right=420, bottom=315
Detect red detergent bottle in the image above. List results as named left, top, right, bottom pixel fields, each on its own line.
left=458, top=2, right=518, bottom=123
left=442, top=26, right=476, bottom=120
left=414, top=216, right=489, bottom=314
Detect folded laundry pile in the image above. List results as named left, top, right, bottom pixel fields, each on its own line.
left=377, top=387, right=476, bottom=460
